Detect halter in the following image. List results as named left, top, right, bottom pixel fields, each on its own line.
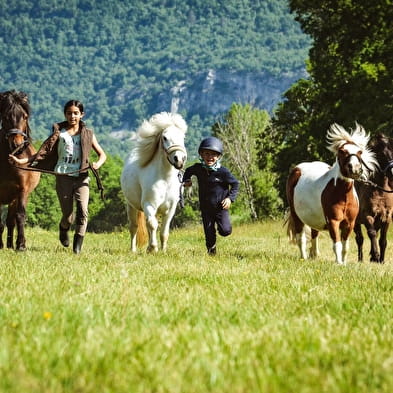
left=4, top=128, right=29, bottom=155
left=163, top=141, right=187, bottom=167
left=381, top=159, right=393, bottom=175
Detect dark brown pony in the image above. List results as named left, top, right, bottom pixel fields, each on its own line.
left=354, top=134, right=393, bottom=263
left=0, top=90, right=40, bottom=250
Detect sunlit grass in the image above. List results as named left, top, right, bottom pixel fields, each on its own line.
left=0, top=221, right=392, bottom=392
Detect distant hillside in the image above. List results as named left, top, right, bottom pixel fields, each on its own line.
left=0, top=0, right=310, bottom=158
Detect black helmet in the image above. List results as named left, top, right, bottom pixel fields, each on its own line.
left=198, top=136, right=223, bottom=155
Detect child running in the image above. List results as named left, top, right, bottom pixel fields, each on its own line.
left=182, top=136, right=239, bottom=255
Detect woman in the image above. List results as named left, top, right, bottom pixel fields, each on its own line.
left=9, top=100, right=106, bottom=254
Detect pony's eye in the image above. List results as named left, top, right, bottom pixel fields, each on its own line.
left=163, top=136, right=168, bottom=142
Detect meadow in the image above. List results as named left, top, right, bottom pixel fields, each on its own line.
left=0, top=220, right=392, bottom=393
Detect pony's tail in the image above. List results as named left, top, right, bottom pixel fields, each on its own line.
left=137, top=211, right=148, bottom=247
left=284, top=209, right=311, bottom=244
left=284, top=208, right=297, bottom=245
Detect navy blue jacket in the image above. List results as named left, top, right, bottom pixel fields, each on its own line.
left=183, top=163, right=239, bottom=209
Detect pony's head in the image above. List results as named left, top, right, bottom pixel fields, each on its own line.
left=135, top=112, right=187, bottom=168
left=370, top=133, right=393, bottom=180
left=0, top=90, right=31, bottom=154
left=327, top=123, right=377, bottom=180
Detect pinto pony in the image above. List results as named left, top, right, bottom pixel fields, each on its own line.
left=354, top=134, right=393, bottom=263
left=286, top=123, right=377, bottom=264
left=121, top=112, right=187, bottom=252
left=0, top=90, right=40, bottom=250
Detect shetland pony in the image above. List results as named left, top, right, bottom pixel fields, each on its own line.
left=0, top=90, right=40, bottom=250
left=354, top=134, right=393, bottom=263
left=121, top=112, right=187, bottom=252
left=286, top=123, right=377, bottom=264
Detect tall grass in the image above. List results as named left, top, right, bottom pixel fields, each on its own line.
left=1, top=221, right=392, bottom=393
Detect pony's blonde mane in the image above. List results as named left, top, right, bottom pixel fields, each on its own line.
left=327, top=123, right=369, bottom=153
left=134, top=112, right=187, bottom=167
left=327, top=122, right=378, bottom=174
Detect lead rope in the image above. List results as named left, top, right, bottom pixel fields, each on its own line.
left=178, top=170, right=185, bottom=208
left=11, top=163, right=105, bottom=200
left=356, top=178, right=393, bottom=193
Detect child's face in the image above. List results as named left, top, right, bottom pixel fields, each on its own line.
left=200, top=149, right=220, bottom=166
left=65, top=105, right=84, bottom=128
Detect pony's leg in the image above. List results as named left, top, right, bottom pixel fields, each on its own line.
left=144, top=204, right=159, bottom=253
left=296, top=229, right=308, bottom=260
left=354, top=222, right=364, bottom=262
left=378, top=224, right=389, bottom=263
left=342, top=239, right=350, bottom=264
left=364, top=219, right=379, bottom=262
left=126, top=204, right=138, bottom=252
left=309, top=229, right=320, bottom=258
left=0, top=205, right=5, bottom=249
left=333, top=242, right=344, bottom=264
left=6, top=202, right=18, bottom=250
left=328, top=220, right=346, bottom=264
left=159, top=204, right=177, bottom=251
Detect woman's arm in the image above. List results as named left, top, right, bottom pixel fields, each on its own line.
left=91, top=134, right=107, bottom=170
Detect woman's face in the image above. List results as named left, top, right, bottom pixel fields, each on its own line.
left=200, top=149, right=220, bottom=166
left=65, top=105, right=84, bottom=128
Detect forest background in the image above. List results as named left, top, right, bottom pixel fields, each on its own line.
left=1, top=0, right=392, bottom=231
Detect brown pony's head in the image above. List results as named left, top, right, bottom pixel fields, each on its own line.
left=0, top=90, right=31, bottom=154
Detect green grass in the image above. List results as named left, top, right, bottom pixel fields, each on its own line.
left=1, top=221, right=393, bottom=393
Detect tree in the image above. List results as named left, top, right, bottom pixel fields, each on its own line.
left=273, top=0, right=393, bottom=202
left=213, top=103, right=283, bottom=220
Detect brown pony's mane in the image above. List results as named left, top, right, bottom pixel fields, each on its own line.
left=0, top=90, right=32, bottom=141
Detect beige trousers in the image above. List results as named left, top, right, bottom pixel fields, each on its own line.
left=56, top=175, right=90, bottom=236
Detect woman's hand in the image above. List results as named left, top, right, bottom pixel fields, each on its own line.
left=221, top=197, right=231, bottom=210
left=9, top=154, right=29, bottom=165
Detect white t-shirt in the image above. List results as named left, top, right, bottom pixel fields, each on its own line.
left=54, top=131, right=81, bottom=177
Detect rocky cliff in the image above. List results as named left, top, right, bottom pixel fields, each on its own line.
left=155, top=68, right=306, bottom=116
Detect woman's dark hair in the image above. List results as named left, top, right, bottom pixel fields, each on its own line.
left=63, top=100, right=84, bottom=115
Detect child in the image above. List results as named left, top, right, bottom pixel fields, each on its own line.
left=9, top=100, right=106, bottom=254
left=182, top=136, right=239, bottom=255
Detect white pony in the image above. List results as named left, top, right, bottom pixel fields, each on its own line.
left=121, top=112, right=187, bottom=252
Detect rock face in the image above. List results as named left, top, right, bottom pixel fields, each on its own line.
left=154, top=68, right=306, bottom=116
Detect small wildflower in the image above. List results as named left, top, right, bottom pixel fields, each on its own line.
left=43, top=311, right=52, bottom=320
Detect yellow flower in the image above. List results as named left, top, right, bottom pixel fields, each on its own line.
left=43, top=311, right=52, bottom=320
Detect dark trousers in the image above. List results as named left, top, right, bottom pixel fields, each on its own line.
left=201, top=207, right=232, bottom=249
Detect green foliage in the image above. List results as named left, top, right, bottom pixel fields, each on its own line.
left=274, top=0, right=393, bottom=202
left=0, top=0, right=309, bottom=159
left=1, top=222, right=393, bottom=392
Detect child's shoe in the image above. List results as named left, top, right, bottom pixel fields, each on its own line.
left=207, top=245, right=216, bottom=255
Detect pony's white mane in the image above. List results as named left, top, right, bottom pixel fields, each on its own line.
left=327, top=122, right=378, bottom=175
left=134, top=112, right=187, bottom=167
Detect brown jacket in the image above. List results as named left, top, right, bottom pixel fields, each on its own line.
left=31, top=121, right=93, bottom=175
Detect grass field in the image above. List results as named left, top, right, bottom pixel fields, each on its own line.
left=1, top=221, right=392, bottom=393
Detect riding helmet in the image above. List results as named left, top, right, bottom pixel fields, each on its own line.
left=198, top=136, right=223, bottom=155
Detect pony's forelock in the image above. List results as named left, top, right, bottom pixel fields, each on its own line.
left=327, top=122, right=378, bottom=175
left=135, top=112, right=187, bottom=166
left=327, top=123, right=370, bottom=153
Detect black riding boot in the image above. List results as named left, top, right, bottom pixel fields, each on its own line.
left=73, top=234, right=84, bottom=254
left=59, top=224, right=70, bottom=247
